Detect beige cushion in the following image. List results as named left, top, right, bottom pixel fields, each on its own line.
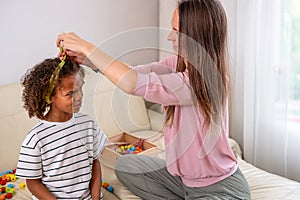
left=93, top=75, right=150, bottom=137
left=0, top=83, right=38, bottom=172
left=80, top=70, right=151, bottom=137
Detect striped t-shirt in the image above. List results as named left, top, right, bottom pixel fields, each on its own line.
left=16, top=113, right=107, bottom=199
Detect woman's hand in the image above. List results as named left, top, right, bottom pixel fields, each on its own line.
left=56, top=32, right=137, bottom=94
left=56, top=32, right=96, bottom=69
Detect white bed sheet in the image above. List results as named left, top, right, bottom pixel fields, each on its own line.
left=229, top=138, right=300, bottom=200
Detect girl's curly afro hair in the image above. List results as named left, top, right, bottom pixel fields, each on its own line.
left=21, top=58, right=85, bottom=120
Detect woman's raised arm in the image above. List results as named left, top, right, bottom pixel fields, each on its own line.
left=56, top=32, right=137, bottom=94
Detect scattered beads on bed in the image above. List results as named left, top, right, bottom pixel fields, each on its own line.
left=101, top=180, right=114, bottom=193
left=0, top=169, right=26, bottom=199
left=19, top=182, right=26, bottom=189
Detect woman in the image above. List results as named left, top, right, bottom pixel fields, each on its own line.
left=57, top=0, right=250, bottom=199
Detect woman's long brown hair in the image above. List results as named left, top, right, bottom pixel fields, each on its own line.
left=165, top=0, right=229, bottom=129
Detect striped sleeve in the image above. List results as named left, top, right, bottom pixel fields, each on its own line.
left=93, top=123, right=107, bottom=159
left=16, top=131, right=42, bottom=179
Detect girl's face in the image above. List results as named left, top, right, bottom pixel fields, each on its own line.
left=168, top=8, right=179, bottom=54
left=50, top=72, right=84, bottom=121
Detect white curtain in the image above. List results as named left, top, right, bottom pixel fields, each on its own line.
left=234, top=0, right=300, bottom=181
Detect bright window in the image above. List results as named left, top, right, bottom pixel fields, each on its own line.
left=289, top=0, right=300, bottom=122
left=276, top=0, right=300, bottom=123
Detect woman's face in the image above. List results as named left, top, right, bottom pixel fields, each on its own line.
left=168, top=8, right=179, bottom=54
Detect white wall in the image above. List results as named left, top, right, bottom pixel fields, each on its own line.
left=0, top=0, right=159, bottom=85
left=158, top=0, right=177, bottom=60
left=219, top=1, right=243, bottom=147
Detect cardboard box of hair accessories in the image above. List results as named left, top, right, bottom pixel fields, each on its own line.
left=99, top=132, right=157, bottom=168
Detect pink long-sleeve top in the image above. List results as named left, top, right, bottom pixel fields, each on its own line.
left=132, top=55, right=237, bottom=187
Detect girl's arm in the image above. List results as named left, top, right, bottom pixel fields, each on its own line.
left=26, top=179, right=56, bottom=200
left=90, top=159, right=101, bottom=200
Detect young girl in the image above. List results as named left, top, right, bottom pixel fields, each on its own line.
left=16, top=58, right=107, bottom=200
left=56, top=0, right=251, bottom=199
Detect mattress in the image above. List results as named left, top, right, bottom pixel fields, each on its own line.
left=229, top=138, right=300, bottom=200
